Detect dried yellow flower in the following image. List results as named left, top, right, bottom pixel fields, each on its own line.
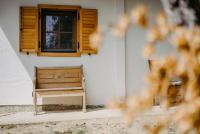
left=161, top=56, right=177, bottom=76
left=156, top=12, right=168, bottom=26
left=89, top=30, right=103, bottom=50
left=160, top=99, right=170, bottom=110
left=130, top=5, right=148, bottom=27
left=147, top=27, right=163, bottom=43
left=144, top=124, right=164, bottom=134
left=118, top=15, right=130, bottom=31
left=172, top=27, right=190, bottom=52
left=178, top=120, right=192, bottom=133
left=190, top=31, right=200, bottom=55
left=142, top=43, right=155, bottom=58
left=162, top=56, right=177, bottom=69
left=111, top=15, right=130, bottom=38
left=141, top=88, right=154, bottom=102
left=111, top=27, right=123, bottom=38
left=156, top=12, right=170, bottom=38
left=107, top=98, right=127, bottom=110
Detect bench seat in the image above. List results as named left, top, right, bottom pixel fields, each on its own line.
left=36, top=89, right=84, bottom=97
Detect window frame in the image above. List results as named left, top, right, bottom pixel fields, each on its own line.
left=38, top=4, right=81, bottom=57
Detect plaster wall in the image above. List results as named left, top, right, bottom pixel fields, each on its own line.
left=0, top=0, right=125, bottom=105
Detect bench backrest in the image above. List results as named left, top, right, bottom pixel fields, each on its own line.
left=35, top=66, right=83, bottom=89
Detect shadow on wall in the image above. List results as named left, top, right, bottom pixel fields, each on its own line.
left=0, top=26, right=83, bottom=105
left=0, top=27, right=33, bottom=105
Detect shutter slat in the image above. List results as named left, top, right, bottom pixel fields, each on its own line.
left=20, top=7, right=38, bottom=53
left=80, top=9, right=98, bottom=54
left=82, top=18, right=96, bottom=21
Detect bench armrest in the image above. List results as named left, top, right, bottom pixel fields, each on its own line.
left=32, top=80, right=36, bottom=97
left=82, top=76, right=86, bottom=91
left=33, top=79, right=36, bottom=90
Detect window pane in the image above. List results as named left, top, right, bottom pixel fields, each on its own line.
left=60, top=33, right=73, bottom=49
left=45, top=32, right=58, bottom=49
left=60, top=16, right=71, bottom=32
left=60, top=12, right=76, bottom=32
left=41, top=9, right=77, bottom=53
left=46, top=16, right=59, bottom=32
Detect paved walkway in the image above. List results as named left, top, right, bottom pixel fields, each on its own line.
left=0, top=107, right=177, bottom=134
left=0, top=109, right=122, bottom=125
left=0, top=106, right=176, bottom=125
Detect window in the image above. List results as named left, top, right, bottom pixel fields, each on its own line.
left=20, top=5, right=98, bottom=57
left=41, top=9, right=77, bottom=53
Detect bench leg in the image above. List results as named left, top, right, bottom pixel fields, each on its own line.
left=82, top=94, right=86, bottom=113
left=33, top=92, right=37, bottom=115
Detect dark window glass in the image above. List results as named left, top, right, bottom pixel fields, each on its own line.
left=60, top=33, right=72, bottom=49
left=41, top=9, right=77, bottom=53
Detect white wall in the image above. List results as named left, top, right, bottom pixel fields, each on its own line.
left=125, top=0, right=175, bottom=96
left=0, top=0, right=125, bottom=105
left=0, top=0, right=175, bottom=105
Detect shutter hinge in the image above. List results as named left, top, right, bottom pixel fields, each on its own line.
left=39, top=41, right=41, bottom=48
left=38, top=11, right=41, bottom=19
left=20, top=7, right=23, bottom=31
left=78, top=13, right=80, bottom=20
left=78, top=42, right=80, bottom=49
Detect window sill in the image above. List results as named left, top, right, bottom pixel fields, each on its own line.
left=37, top=52, right=81, bottom=57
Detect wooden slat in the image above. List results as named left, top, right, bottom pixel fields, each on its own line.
left=36, top=87, right=83, bottom=91
left=39, top=74, right=54, bottom=79
left=36, top=90, right=84, bottom=97
left=38, top=4, right=81, bottom=10
left=37, top=77, right=81, bottom=83
left=82, top=28, right=96, bottom=31
left=37, top=66, right=82, bottom=70
left=80, top=8, right=98, bottom=54
left=21, top=45, right=35, bottom=49
left=37, top=83, right=82, bottom=89
left=23, top=12, right=37, bottom=16
left=37, top=68, right=82, bottom=74
left=82, top=23, right=95, bottom=26
left=20, top=7, right=38, bottom=53
left=21, top=39, right=36, bottom=42
left=22, top=32, right=35, bottom=36
left=81, top=14, right=96, bottom=17
left=82, top=12, right=96, bottom=15
left=82, top=18, right=97, bottom=21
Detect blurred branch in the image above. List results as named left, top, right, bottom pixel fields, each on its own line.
left=161, top=0, right=200, bottom=27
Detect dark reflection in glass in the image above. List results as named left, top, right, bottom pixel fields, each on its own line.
left=61, top=33, right=72, bottom=49
left=41, top=9, right=77, bottom=53
left=60, top=16, right=73, bottom=32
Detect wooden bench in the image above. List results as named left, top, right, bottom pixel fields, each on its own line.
left=33, top=65, right=86, bottom=115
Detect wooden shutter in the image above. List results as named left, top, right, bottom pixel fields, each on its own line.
left=80, top=9, right=98, bottom=54
left=20, top=7, right=38, bottom=53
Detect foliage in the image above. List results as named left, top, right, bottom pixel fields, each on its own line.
left=90, top=3, right=200, bottom=134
